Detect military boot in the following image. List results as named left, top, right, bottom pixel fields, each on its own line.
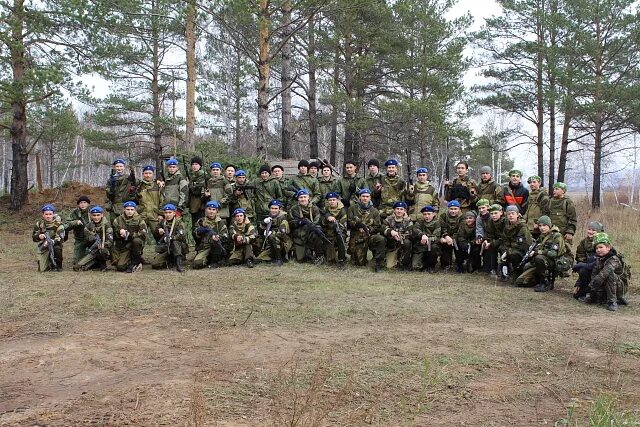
left=534, top=278, right=551, bottom=292
left=176, top=256, right=185, bottom=272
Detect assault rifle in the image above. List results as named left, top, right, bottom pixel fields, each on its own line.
left=204, top=227, right=227, bottom=256
left=163, top=220, right=176, bottom=257
left=38, top=233, right=58, bottom=269
left=518, top=239, right=538, bottom=270
left=88, top=234, right=103, bottom=255
left=334, top=221, right=346, bottom=255
left=299, top=218, right=333, bottom=246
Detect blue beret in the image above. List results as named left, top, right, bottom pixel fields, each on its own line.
left=357, top=188, right=371, bottom=196
left=421, top=205, right=436, bottom=213
left=325, top=192, right=340, bottom=200
left=113, top=158, right=126, bottom=165
left=234, top=169, right=246, bottom=177
left=123, top=201, right=137, bottom=208
left=393, top=201, right=408, bottom=209
left=162, top=203, right=177, bottom=211
left=206, top=201, right=220, bottom=209
left=233, top=208, right=246, bottom=216
left=447, top=200, right=461, bottom=208
left=166, top=158, right=179, bottom=166
left=384, top=159, right=399, bottom=167
left=143, top=165, right=155, bottom=172
left=90, top=206, right=104, bottom=214
left=416, top=167, right=428, bottom=174
left=295, top=189, right=310, bottom=198
left=41, top=204, right=56, bottom=212
left=210, top=162, right=222, bottom=169
left=268, top=199, right=283, bottom=208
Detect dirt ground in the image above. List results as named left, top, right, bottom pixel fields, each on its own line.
left=1, top=199, right=639, bottom=426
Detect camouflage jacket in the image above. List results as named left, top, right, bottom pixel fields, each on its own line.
left=136, top=179, right=162, bottom=220
left=229, top=218, right=257, bottom=246
left=485, top=216, right=507, bottom=249
left=590, top=249, right=622, bottom=291
left=225, top=181, right=255, bottom=219
left=105, top=172, right=136, bottom=215
left=548, top=196, right=577, bottom=235
left=205, top=175, right=229, bottom=218
left=336, top=174, right=366, bottom=207
left=262, top=212, right=291, bottom=241
left=406, top=181, right=439, bottom=220
left=477, top=179, right=501, bottom=205
left=383, top=214, right=413, bottom=239
left=288, top=203, right=322, bottom=232
left=524, top=188, right=549, bottom=231
left=32, top=217, right=65, bottom=244
left=445, top=176, right=478, bottom=209
left=533, top=226, right=565, bottom=261
left=380, top=174, right=406, bottom=211
left=65, top=207, right=90, bottom=241
left=251, top=177, right=283, bottom=218
left=320, top=205, right=347, bottom=239
left=576, top=236, right=595, bottom=263
left=193, top=216, right=229, bottom=250
left=188, top=169, right=207, bottom=214
left=501, top=218, right=532, bottom=255
left=291, top=174, right=321, bottom=205
left=365, top=172, right=384, bottom=203
left=411, top=217, right=441, bottom=241
left=438, top=211, right=462, bottom=238
left=455, top=222, right=477, bottom=250
left=112, top=213, right=148, bottom=245
left=162, top=171, right=188, bottom=212
left=347, top=202, right=382, bottom=236
left=84, top=219, right=114, bottom=249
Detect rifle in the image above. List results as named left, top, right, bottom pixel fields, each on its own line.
left=334, top=221, right=346, bottom=255
left=261, top=217, right=274, bottom=250
left=517, top=239, right=538, bottom=270
left=440, top=136, right=450, bottom=198
left=453, top=238, right=459, bottom=251
left=299, top=217, right=333, bottom=246
left=426, top=236, right=432, bottom=252
left=204, top=227, right=227, bottom=256
left=38, top=232, right=58, bottom=269
left=163, top=219, right=176, bottom=256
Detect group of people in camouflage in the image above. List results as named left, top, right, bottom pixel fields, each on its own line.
left=32, top=157, right=629, bottom=311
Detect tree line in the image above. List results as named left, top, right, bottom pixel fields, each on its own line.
left=1, top=0, right=639, bottom=211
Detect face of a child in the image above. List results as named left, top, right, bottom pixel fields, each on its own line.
left=42, top=210, right=55, bottom=221
left=478, top=205, right=488, bottom=216
left=490, top=211, right=502, bottom=221
left=538, top=223, right=550, bottom=234
left=359, top=193, right=371, bottom=204
left=423, top=212, right=436, bottom=222
left=272, top=168, right=283, bottom=178
left=322, top=167, right=332, bottom=178
left=586, top=228, right=598, bottom=238
left=234, top=213, right=245, bottom=224
left=327, top=198, right=338, bottom=209
left=225, top=167, right=235, bottom=179
left=394, top=207, right=405, bottom=218
left=345, top=163, right=356, bottom=175
left=507, top=211, right=518, bottom=223
left=124, top=206, right=136, bottom=217
left=78, top=201, right=89, bottom=210
left=529, top=180, right=540, bottom=190
left=191, top=163, right=201, bottom=172
left=167, top=165, right=178, bottom=174
left=465, top=216, right=476, bottom=226
left=164, top=210, right=176, bottom=220
left=553, top=187, right=564, bottom=198
left=91, top=213, right=103, bottom=223
left=260, top=171, right=270, bottom=180
left=386, top=165, right=397, bottom=177
left=206, top=207, right=218, bottom=219
left=211, top=167, right=221, bottom=177
left=595, top=243, right=611, bottom=257
left=448, top=207, right=460, bottom=217
left=368, top=164, right=378, bottom=175
left=114, top=163, right=125, bottom=174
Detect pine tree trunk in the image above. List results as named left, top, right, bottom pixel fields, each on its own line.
left=185, top=0, right=197, bottom=151
left=329, top=47, right=339, bottom=166
left=280, top=0, right=292, bottom=159
left=308, top=14, right=318, bottom=159
left=256, top=0, right=270, bottom=159
left=152, top=0, right=163, bottom=169
left=536, top=7, right=545, bottom=185
left=557, top=108, right=571, bottom=183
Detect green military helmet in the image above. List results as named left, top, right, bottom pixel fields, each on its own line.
left=527, top=175, right=541, bottom=184
left=476, top=198, right=491, bottom=207
left=592, top=232, right=611, bottom=246
left=553, top=182, right=568, bottom=192
left=537, top=215, right=552, bottom=226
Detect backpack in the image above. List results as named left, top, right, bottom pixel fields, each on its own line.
left=616, top=252, right=632, bottom=295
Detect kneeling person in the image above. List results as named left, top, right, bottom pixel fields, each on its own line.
left=75, top=206, right=113, bottom=271
left=257, top=200, right=291, bottom=265
left=320, top=192, right=348, bottom=268
left=229, top=208, right=258, bottom=267
left=383, top=201, right=413, bottom=270
left=411, top=206, right=441, bottom=272
left=112, top=201, right=148, bottom=273
left=192, top=201, right=229, bottom=269
left=33, top=204, right=65, bottom=272
left=152, top=204, right=188, bottom=272
left=581, top=232, right=628, bottom=311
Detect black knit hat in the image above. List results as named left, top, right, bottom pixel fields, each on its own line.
left=190, top=156, right=203, bottom=167
left=259, top=164, right=271, bottom=174
left=298, top=159, right=310, bottom=168
left=367, top=158, right=380, bottom=168
left=77, top=195, right=91, bottom=204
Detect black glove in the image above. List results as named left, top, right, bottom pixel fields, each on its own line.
left=197, top=226, right=209, bottom=235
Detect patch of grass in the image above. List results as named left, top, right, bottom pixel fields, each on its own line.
left=588, top=394, right=640, bottom=426
left=618, top=342, right=640, bottom=357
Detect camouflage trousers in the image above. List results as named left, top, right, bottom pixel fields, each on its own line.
left=514, top=255, right=551, bottom=287
left=323, top=235, right=347, bottom=264
left=411, top=243, right=441, bottom=270
left=76, top=248, right=111, bottom=270
left=36, top=243, right=63, bottom=272
left=152, top=240, right=188, bottom=269
left=257, top=234, right=292, bottom=262
left=111, top=238, right=145, bottom=271
left=72, top=239, right=89, bottom=264
left=348, top=233, right=385, bottom=266
left=192, top=241, right=229, bottom=269
left=229, top=242, right=255, bottom=264
left=292, top=228, right=324, bottom=262
left=385, top=238, right=412, bottom=269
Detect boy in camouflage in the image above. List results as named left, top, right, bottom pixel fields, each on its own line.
left=454, top=211, right=482, bottom=273
left=192, top=201, right=230, bottom=269
left=548, top=182, right=577, bottom=248
left=228, top=208, right=258, bottom=267
left=500, top=205, right=533, bottom=281
left=75, top=206, right=113, bottom=271
left=406, top=167, right=439, bottom=221
left=112, top=201, right=148, bottom=273
left=410, top=206, right=441, bottom=272
left=64, top=195, right=91, bottom=264
left=320, top=192, right=348, bottom=268
left=187, top=156, right=207, bottom=224
left=477, top=166, right=502, bottom=205
left=105, top=158, right=137, bottom=219
left=257, top=200, right=291, bottom=266
left=161, top=158, right=188, bottom=215
left=33, top=204, right=65, bottom=272
left=152, top=204, right=188, bottom=272
left=136, top=165, right=163, bottom=240
left=438, top=200, right=463, bottom=269
left=580, top=232, right=629, bottom=311
left=572, top=221, right=603, bottom=299
left=288, top=189, right=325, bottom=263
left=378, top=159, right=406, bottom=218
left=524, top=175, right=549, bottom=239
left=383, top=201, right=413, bottom=270
left=347, top=188, right=386, bottom=272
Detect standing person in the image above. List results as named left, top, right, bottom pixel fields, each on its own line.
left=228, top=208, right=258, bottom=268
left=162, top=158, right=188, bottom=215
left=136, top=165, right=163, bottom=240
left=438, top=200, right=463, bottom=270
left=192, top=201, right=230, bottom=269
left=64, top=196, right=91, bottom=264
left=288, top=189, right=325, bottom=263
left=152, top=204, right=188, bottom=272
left=112, top=201, right=148, bottom=273
left=501, top=169, right=529, bottom=215
left=291, top=160, right=321, bottom=206
left=224, top=164, right=237, bottom=185
left=382, top=201, right=413, bottom=270
left=320, top=192, right=348, bottom=268
left=580, top=232, right=629, bottom=311
left=477, top=166, right=501, bottom=205
left=271, top=164, right=294, bottom=209
left=548, top=182, right=577, bottom=250
left=365, top=159, right=383, bottom=208
left=524, top=175, right=549, bottom=239
left=347, top=188, right=386, bottom=272
left=33, top=204, right=65, bottom=272
left=454, top=211, right=482, bottom=273
left=500, top=205, right=533, bottom=281
left=75, top=206, right=113, bottom=271
left=317, top=165, right=339, bottom=210
left=378, top=159, right=406, bottom=218
left=308, top=161, right=320, bottom=179
left=187, top=156, right=207, bottom=224
left=336, top=160, right=366, bottom=208
left=411, top=206, right=441, bottom=272
left=226, top=170, right=255, bottom=222
left=256, top=200, right=291, bottom=266
left=572, top=221, right=603, bottom=299
left=406, top=167, right=439, bottom=221
left=514, top=215, right=566, bottom=292
left=444, top=161, right=478, bottom=213
left=105, top=158, right=136, bottom=219
left=204, top=162, right=230, bottom=226
left=251, top=164, right=283, bottom=226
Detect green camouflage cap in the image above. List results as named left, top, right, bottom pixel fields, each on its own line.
left=489, top=204, right=503, bottom=212
left=527, top=175, right=541, bottom=183
left=553, top=182, right=568, bottom=192
left=592, top=232, right=611, bottom=246
left=587, top=221, right=604, bottom=232
left=509, top=169, right=522, bottom=177
left=476, top=198, right=491, bottom=207
left=537, top=215, right=552, bottom=226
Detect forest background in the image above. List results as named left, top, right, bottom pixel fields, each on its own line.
left=2, top=0, right=640, bottom=211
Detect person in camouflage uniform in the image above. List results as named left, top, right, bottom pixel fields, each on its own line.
left=226, top=170, right=255, bottom=222
left=572, top=221, right=603, bottom=299
left=136, top=165, right=163, bottom=241
left=365, top=159, right=383, bottom=208
left=64, top=195, right=91, bottom=264
left=256, top=200, right=291, bottom=266
left=33, top=204, right=65, bottom=272
left=228, top=208, right=257, bottom=267
left=161, top=158, right=188, bottom=215
left=192, top=201, right=230, bottom=269
left=454, top=211, right=481, bottom=273
left=499, top=205, right=533, bottom=281
left=514, top=215, right=565, bottom=292
left=251, top=165, right=283, bottom=225
left=224, top=164, right=236, bottom=185
left=438, top=200, right=463, bottom=269
left=410, top=206, right=441, bottom=272
left=501, top=169, right=529, bottom=215
left=290, top=160, right=321, bottom=206
left=271, top=164, right=295, bottom=210
left=204, top=162, right=231, bottom=226
left=112, top=201, right=148, bottom=273
left=187, top=156, right=207, bottom=224
left=406, top=167, right=439, bottom=221
left=288, top=189, right=326, bottom=263
left=483, top=204, right=507, bottom=278
left=580, top=232, right=628, bottom=311
left=378, top=159, right=406, bottom=218
left=336, top=160, right=366, bottom=208
left=347, top=188, right=386, bottom=272
left=151, top=204, right=188, bottom=272
left=548, top=182, right=577, bottom=250
left=105, top=158, right=137, bottom=219
left=74, top=206, right=113, bottom=271
left=320, top=192, right=347, bottom=268
left=309, top=161, right=320, bottom=179
left=477, top=166, right=502, bottom=205
left=524, top=175, right=549, bottom=239
left=475, top=199, right=493, bottom=274
left=317, top=165, right=339, bottom=210
left=444, top=161, right=478, bottom=213
left=383, top=201, right=413, bottom=270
